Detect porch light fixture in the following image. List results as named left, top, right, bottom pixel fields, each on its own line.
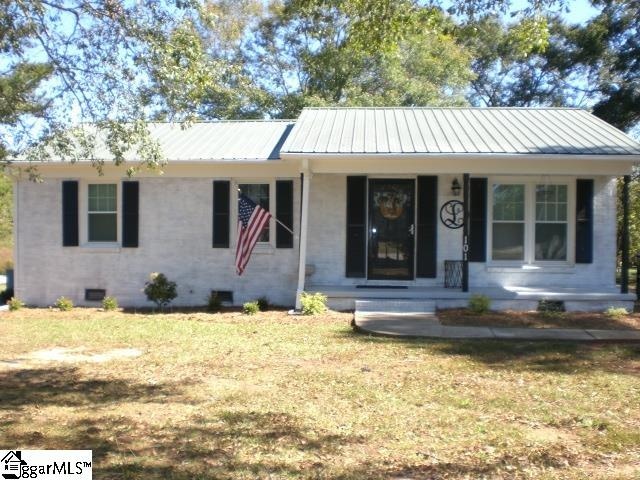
left=451, top=178, right=461, bottom=196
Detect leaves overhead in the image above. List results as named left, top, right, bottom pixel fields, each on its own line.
left=1, top=0, right=638, bottom=173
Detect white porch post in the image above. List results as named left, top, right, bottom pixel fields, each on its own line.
left=295, top=161, right=312, bottom=310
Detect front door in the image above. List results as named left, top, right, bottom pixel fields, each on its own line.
left=368, top=179, right=415, bottom=280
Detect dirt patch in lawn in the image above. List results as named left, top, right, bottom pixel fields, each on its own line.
left=0, top=347, right=143, bottom=370
left=439, top=308, right=640, bottom=330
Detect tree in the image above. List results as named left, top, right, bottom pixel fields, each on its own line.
left=460, top=15, right=588, bottom=108
left=566, top=0, right=640, bottom=132
left=249, top=1, right=473, bottom=118
left=0, top=0, right=257, bottom=174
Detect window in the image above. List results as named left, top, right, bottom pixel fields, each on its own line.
left=88, top=184, right=117, bottom=242
left=490, top=181, right=572, bottom=264
left=238, top=183, right=270, bottom=242
left=492, top=184, right=525, bottom=260
left=535, top=185, right=567, bottom=261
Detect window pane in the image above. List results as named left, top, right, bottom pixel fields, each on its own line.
left=493, top=185, right=524, bottom=221
left=535, top=223, right=567, bottom=261
left=89, top=213, right=117, bottom=242
left=89, top=184, right=116, bottom=212
left=492, top=223, right=524, bottom=260
left=535, top=185, right=567, bottom=222
left=239, top=183, right=270, bottom=242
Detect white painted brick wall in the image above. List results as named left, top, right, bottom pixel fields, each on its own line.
left=306, top=174, right=618, bottom=290
left=15, top=176, right=300, bottom=307
left=469, top=176, right=617, bottom=288
left=15, top=173, right=619, bottom=307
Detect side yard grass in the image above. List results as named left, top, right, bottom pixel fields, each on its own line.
left=1, top=308, right=639, bottom=479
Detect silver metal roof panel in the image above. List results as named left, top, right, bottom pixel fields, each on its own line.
left=280, top=107, right=640, bottom=155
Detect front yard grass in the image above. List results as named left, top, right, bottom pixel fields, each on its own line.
left=1, top=308, right=639, bottom=479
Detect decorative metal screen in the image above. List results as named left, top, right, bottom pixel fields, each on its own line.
left=444, top=260, right=463, bottom=289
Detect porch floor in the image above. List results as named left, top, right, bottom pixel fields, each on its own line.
left=307, top=284, right=636, bottom=312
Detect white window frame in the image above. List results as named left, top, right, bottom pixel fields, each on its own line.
left=234, top=179, right=276, bottom=250
left=80, top=180, right=121, bottom=247
left=487, top=176, right=575, bottom=266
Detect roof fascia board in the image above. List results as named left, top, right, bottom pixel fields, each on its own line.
left=280, top=152, right=640, bottom=162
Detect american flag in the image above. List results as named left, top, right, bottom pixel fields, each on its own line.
left=235, top=194, right=272, bottom=275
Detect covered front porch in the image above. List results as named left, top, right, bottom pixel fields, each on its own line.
left=306, top=284, right=636, bottom=312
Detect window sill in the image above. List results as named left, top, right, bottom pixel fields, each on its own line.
left=485, top=264, right=575, bottom=274
left=80, top=243, right=121, bottom=253
left=252, top=244, right=275, bottom=255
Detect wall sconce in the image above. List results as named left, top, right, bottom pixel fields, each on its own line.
left=451, top=177, right=461, bottom=196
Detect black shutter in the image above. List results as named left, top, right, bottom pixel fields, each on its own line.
left=213, top=180, right=230, bottom=248
left=416, top=176, right=438, bottom=277
left=62, top=180, right=79, bottom=246
left=576, top=179, right=594, bottom=264
left=122, top=181, right=139, bottom=247
left=276, top=180, right=294, bottom=248
left=469, top=178, right=487, bottom=262
left=346, top=176, right=367, bottom=277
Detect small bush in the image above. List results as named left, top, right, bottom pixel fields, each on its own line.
left=8, top=297, right=24, bottom=311
left=257, top=296, right=269, bottom=311
left=207, top=291, right=222, bottom=313
left=243, top=301, right=259, bottom=315
left=144, top=272, right=177, bottom=310
left=538, top=299, right=565, bottom=319
left=55, top=296, right=74, bottom=311
left=300, top=292, right=327, bottom=316
left=468, top=294, right=490, bottom=315
left=102, top=296, right=118, bottom=311
left=605, top=306, right=628, bottom=319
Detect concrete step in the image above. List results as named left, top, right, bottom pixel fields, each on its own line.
left=355, top=299, right=436, bottom=315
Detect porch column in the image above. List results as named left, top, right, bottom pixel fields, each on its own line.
left=295, top=162, right=312, bottom=310
left=462, top=173, right=470, bottom=292
left=621, top=175, right=630, bottom=294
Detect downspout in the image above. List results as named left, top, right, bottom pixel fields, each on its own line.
left=621, top=175, right=630, bottom=294
left=295, top=160, right=311, bottom=310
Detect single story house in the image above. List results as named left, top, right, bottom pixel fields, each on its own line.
left=11, top=107, right=640, bottom=311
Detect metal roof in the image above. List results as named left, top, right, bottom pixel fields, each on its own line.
left=90, top=120, right=294, bottom=162
left=280, top=107, right=640, bottom=156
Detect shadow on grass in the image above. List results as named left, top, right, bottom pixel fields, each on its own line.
left=3, top=408, right=363, bottom=479
left=0, top=367, right=187, bottom=409
left=337, top=328, right=640, bottom=375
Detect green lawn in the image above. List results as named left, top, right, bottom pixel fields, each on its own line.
left=1, top=309, right=639, bottom=479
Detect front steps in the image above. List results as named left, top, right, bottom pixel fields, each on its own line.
left=355, top=299, right=436, bottom=315
left=354, top=299, right=439, bottom=326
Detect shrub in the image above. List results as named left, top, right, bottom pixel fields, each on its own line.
left=605, top=306, right=628, bottom=319
left=243, top=301, right=259, bottom=315
left=207, top=291, right=222, bottom=313
left=257, top=296, right=269, bottom=311
left=102, top=296, right=118, bottom=311
left=8, top=297, right=24, bottom=311
left=300, top=292, right=327, bottom=316
left=144, top=273, right=177, bottom=310
left=55, top=296, right=74, bottom=311
left=468, top=294, right=490, bottom=315
left=538, top=299, right=565, bottom=318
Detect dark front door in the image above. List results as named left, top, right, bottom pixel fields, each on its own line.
left=368, top=179, right=415, bottom=280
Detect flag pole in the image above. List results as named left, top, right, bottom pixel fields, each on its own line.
left=274, top=218, right=294, bottom=235
left=237, top=188, right=294, bottom=235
